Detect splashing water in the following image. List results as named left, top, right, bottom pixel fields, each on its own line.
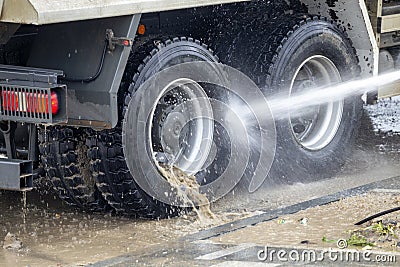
left=268, top=70, right=400, bottom=119
left=157, top=164, right=216, bottom=225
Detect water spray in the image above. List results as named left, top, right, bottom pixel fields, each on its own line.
left=268, top=70, right=400, bottom=119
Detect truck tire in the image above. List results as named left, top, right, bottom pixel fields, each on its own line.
left=39, top=127, right=108, bottom=211
left=227, top=15, right=362, bottom=183
left=87, top=37, right=220, bottom=218
left=87, top=127, right=175, bottom=218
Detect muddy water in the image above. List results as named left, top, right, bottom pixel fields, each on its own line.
left=158, top=165, right=216, bottom=224
left=1, top=191, right=179, bottom=266
left=0, top=189, right=256, bottom=266
left=212, top=192, right=400, bottom=252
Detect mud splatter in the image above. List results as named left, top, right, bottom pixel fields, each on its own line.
left=326, top=0, right=338, bottom=8
left=158, top=164, right=216, bottom=224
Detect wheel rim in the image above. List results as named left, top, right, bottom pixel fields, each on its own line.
left=289, top=55, right=343, bottom=151
left=148, top=78, right=213, bottom=175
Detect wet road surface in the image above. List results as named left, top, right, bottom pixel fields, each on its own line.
left=92, top=177, right=400, bottom=267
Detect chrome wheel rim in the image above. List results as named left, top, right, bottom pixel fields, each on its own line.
left=289, top=56, right=343, bottom=151
left=148, top=78, right=213, bottom=175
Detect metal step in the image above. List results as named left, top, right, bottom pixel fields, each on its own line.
left=0, top=158, right=33, bottom=191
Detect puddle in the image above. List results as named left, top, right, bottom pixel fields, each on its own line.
left=0, top=189, right=256, bottom=266
left=212, top=192, right=400, bottom=252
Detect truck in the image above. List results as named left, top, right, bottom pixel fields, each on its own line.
left=0, top=0, right=398, bottom=218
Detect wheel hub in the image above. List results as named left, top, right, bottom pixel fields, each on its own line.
left=289, top=56, right=343, bottom=151
left=149, top=78, right=214, bottom=175
left=161, top=111, right=186, bottom=156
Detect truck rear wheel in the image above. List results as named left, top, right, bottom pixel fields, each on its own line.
left=39, top=127, right=108, bottom=211
left=268, top=17, right=362, bottom=182
left=219, top=15, right=363, bottom=183
left=87, top=37, right=220, bottom=218
left=259, top=16, right=362, bottom=182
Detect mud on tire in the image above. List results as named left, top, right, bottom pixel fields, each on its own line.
left=86, top=128, right=175, bottom=218
left=39, top=127, right=108, bottom=211
left=87, top=37, right=220, bottom=218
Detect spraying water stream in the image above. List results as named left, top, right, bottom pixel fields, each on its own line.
left=268, top=70, right=400, bottom=118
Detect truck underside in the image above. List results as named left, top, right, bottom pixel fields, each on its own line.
left=0, top=0, right=400, bottom=218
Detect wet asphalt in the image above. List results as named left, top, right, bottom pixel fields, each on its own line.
left=91, top=176, right=400, bottom=267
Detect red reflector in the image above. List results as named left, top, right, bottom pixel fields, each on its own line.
left=51, top=91, right=59, bottom=115
left=2, top=91, right=19, bottom=111
left=1, top=90, right=59, bottom=115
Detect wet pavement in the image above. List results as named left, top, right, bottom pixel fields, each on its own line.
left=1, top=101, right=400, bottom=266
left=90, top=176, right=400, bottom=267
left=0, top=190, right=259, bottom=266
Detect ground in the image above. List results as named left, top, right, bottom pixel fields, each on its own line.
left=1, top=97, right=400, bottom=266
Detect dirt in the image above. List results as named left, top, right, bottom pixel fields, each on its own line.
left=212, top=192, right=400, bottom=252
left=76, top=139, right=96, bottom=189
left=158, top=164, right=216, bottom=225
left=2, top=233, right=23, bottom=250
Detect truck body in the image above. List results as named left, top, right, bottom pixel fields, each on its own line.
left=0, top=0, right=399, bottom=217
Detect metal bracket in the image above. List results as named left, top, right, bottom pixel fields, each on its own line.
left=0, top=158, right=33, bottom=191
left=106, top=29, right=133, bottom=51
left=0, top=121, right=16, bottom=159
